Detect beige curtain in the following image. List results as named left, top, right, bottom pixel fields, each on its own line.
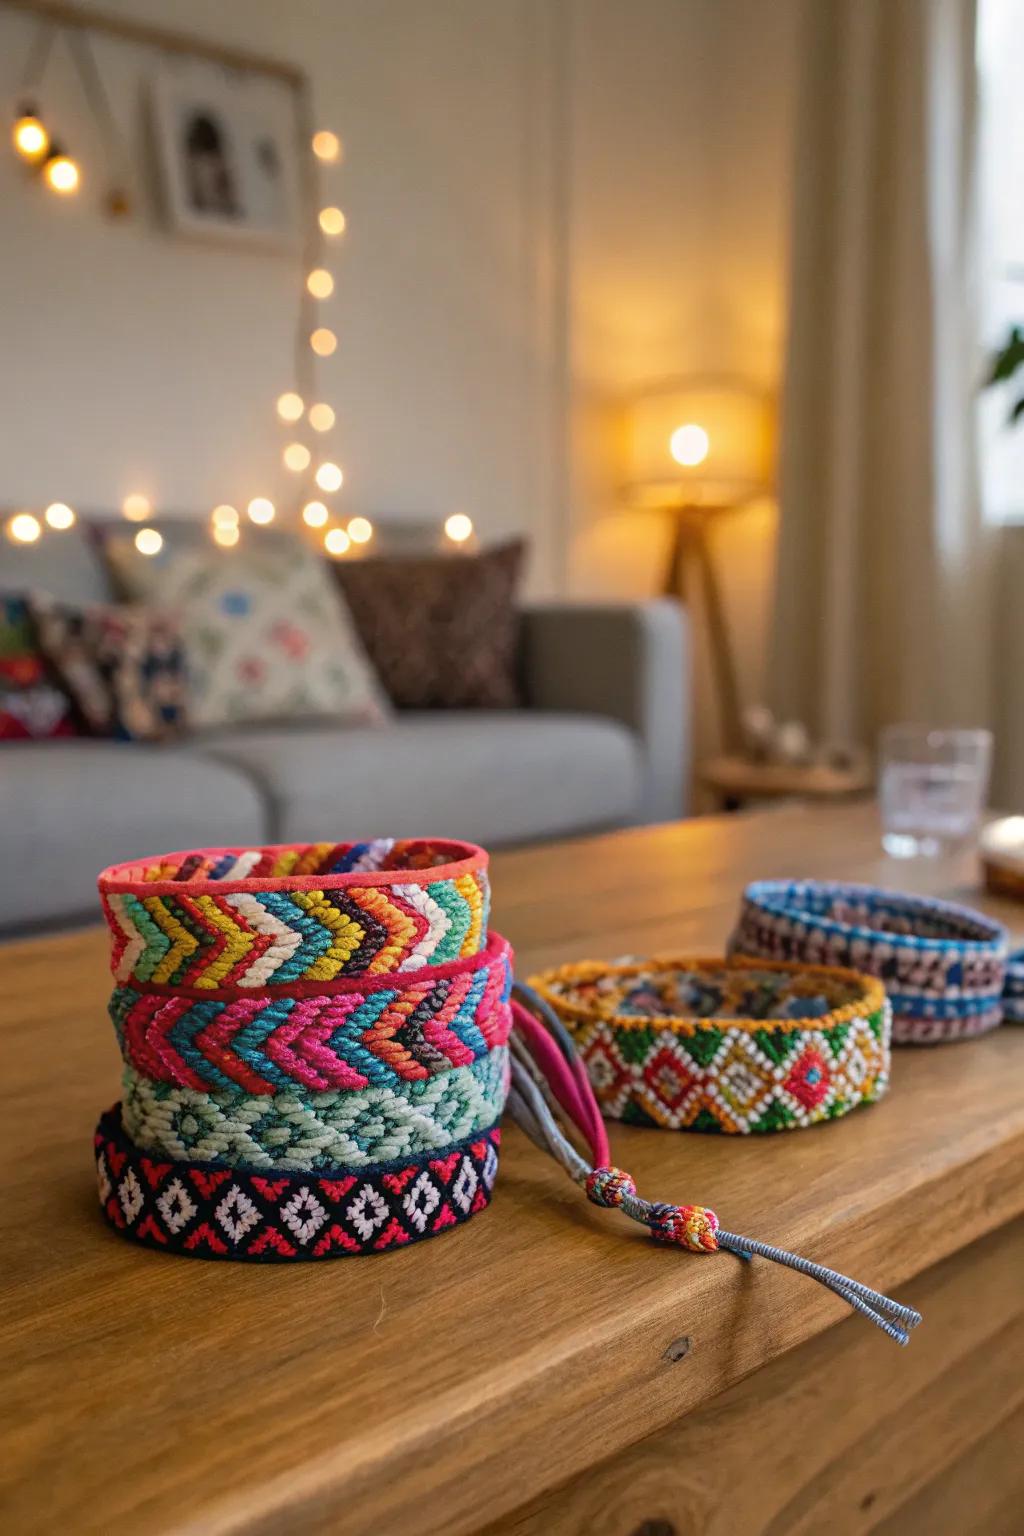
left=769, top=0, right=993, bottom=748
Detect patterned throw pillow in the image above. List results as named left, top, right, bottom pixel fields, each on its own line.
left=331, top=540, right=525, bottom=708
left=28, top=594, right=187, bottom=742
left=102, top=529, right=388, bottom=729
left=0, top=594, right=78, bottom=740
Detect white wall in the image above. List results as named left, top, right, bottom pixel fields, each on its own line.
left=0, top=0, right=798, bottom=631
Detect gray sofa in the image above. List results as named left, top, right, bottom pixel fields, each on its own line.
left=1, top=527, right=687, bottom=931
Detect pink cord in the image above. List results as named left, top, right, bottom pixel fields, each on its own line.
left=510, top=1000, right=609, bottom=1165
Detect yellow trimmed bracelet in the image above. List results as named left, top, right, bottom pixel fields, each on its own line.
left=526, top=956, right=890, bottom=1134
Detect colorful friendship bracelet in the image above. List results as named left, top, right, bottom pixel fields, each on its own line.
left=525, top=956, right=890, bottom=1134
left=98, top=838, right=490, bottom=990
left=108, top=932, right=512, bottom=1094
left=119, top=1048, right=510, bottom=1171
left=95, top=1104, right=500, bottom=1261
left=1002, top=948, right=1024, bottom=1023
left=729, top=880, right=1008, bottom=1044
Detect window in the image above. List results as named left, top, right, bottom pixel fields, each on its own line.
left=977, top=0, right=1024, bottom=522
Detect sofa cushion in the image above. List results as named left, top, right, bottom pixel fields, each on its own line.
left=102, top=525, right=388, bottom=730
left=0, top=595, right=79, bottom=740
left=198, top=712, right=642, bottom=846
left=332, top=541, right=525, bottom=709
left=0, top=743, right=268, bottom=931
left=27, top=593, right=188, bottom=741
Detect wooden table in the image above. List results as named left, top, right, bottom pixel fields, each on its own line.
left=3, top=803, right=1024, bottom=1535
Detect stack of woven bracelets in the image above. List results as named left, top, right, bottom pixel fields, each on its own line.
left=522, top=955, right=891, bottom=1134
left=95, top=839, right=509, bottom=1261
left=728, top=880, right=1009, bottom=1044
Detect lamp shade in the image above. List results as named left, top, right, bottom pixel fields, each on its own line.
left=625, top=383, right=774, bottom=508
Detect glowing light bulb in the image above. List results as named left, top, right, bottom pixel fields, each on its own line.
left=134, top=527, right=163, bottom=557
left=444, top=513, right=474, bottom=544
left=43, top=150, right=80, bottom=194
left=44, top=502, right=76, bottom=530
left=318, top=206, right=346, bottom=237
left=308, top=403, right=335, bottom=433
left=211, top=504, right=239, bottom=528
left=347, top=516, right=373, bottom=545
left=283, top=442, right=311, bottom=472
left=122, top=493, right=151, bottom=522
left=310, top=327, right=337, bottom=357
left=213, top=523, right=240, bottom=548
left=669, top=423, right=709, bottom=468
left=247, top=498, right=276, bottom=525
left=315, top=461, right=343, bottom=493
left=312, top=130, right=342, bottom=162
left=302, top=500, right=329, bottom=528
left=6, top=512, right=41, bottom=544
left=13, top=108, right=48, bottom=161
left=324, top=527, right=351, bottom=557
left=276, top=391, right=304, bottom=423
left=307, top=268, right=334, bottom=300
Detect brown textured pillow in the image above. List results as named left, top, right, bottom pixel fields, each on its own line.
left=332, top=540, right=525, bottom=708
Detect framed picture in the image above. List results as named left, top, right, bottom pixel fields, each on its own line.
left=150, top=65, right=302, bottom=252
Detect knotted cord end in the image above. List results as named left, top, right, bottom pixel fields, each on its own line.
left=585, top=1167, right=719, bottom=1253
left=646, top=1200, right=720, bottom=1254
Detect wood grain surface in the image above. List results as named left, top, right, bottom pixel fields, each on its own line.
left=2, top=802, right=1023, bottom=1535
left=482, top=1219, right=1024, bottom=1536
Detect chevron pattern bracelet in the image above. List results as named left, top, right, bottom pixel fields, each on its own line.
left=98, top=838, right=490, bottom=990
left=526, top=956, right=890, bottom=1134
left=108, top=932, right=512, bottom=1093
left=729, top=879, right=1008, bottom=1044
left=95, top=1105, right=500, bottom=1261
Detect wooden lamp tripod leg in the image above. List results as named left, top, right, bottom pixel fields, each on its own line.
left=663, top=508, right=743, bottom=754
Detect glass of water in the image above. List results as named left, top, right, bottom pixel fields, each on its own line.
left=879, top=726, right=993, bottom=858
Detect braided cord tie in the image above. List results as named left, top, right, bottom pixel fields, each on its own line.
left=510, top=986, right=922, bottom=1347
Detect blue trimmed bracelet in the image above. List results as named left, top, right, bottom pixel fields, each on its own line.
left=729, top=880, right=1008, bottom=1045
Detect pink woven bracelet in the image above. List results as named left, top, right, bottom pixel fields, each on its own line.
left=109, top=931, right=513, bottom=1093
left=98, top=837, right=490, bottom=991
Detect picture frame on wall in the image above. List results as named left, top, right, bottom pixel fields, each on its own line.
left=150, top=65, right=302, bottom=252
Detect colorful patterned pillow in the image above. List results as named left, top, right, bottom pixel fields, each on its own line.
left=331, top=541, right=525, bottom=708
left=27, top=594, right=187, bottom=742
left=0, top=594, right=78, bottom=741
left=102, top=529, right=389, bottom=729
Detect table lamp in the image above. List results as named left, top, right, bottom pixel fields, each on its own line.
left=624, top=381, right=773, bottom=750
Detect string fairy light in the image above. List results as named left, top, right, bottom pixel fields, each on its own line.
left=12, top=104, right=48, bottom=161
left=133, top=527, right=162, bottom=556
left=315, top=462, right=343, bottom=493
left=306, top=268, right=334, bottom=299
left=283, top=443, right=311, bottom=472
left=318, top=205, right=346, bottom=237
left=324, top=526, right=350, bottom=556
left=5, top=511, right=42, bottom=544
left=308, top=403, right=334, bottom=432
left=311, top=129, right=341, bottom=162
left=276, top=392, right=304, bottom=423
left=44, top=501, right=75, bottom=529
left=445, top=513, right=474, bottom=544
left=121, top=494, right=151, bottom=522
left=9, top=24, right=355, bottom=551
